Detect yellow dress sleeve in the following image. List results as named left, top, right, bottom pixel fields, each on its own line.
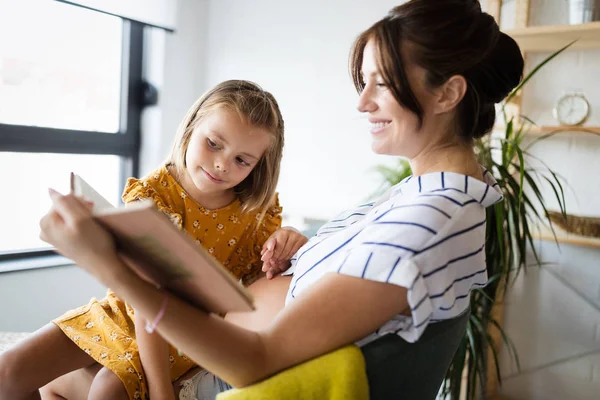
left=121, top=177, right=183, bottom=230
left=234, top=194, right=283, bottom=286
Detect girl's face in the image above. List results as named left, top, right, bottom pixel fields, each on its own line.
left=184, top=108, right=271, bottom=197
left=356, top=40, right=437, bottom=158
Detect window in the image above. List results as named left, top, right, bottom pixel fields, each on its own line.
left=0, top=0, right=122, bottom=132
left=0, top=0, right=143, bottom=260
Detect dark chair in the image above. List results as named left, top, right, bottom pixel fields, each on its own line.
left=217, top=311, right=469, bottom=399
left=362, top=310, right=469, bottom=400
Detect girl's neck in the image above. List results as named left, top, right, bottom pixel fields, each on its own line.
left=169, top=165, right=237, bottom=210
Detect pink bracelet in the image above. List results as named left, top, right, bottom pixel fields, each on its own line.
left=145, top=291, right=169, bottom=334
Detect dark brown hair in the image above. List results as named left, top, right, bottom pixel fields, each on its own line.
left=350, top=0, right=524, bottom=140
left=167, top=80, right=284, bottom=214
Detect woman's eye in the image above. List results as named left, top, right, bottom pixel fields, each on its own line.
left=236, top=157, right=250, bottom=167
left=376, top=82, right=387, bottom=88
left=207, top=138, right=219, bottom=149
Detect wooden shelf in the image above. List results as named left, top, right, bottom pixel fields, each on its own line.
left=493, top=125, right=600, bottom=136
left=505, top=21, right=600, bottom=52
left=535, top=227, right=600, bottom=249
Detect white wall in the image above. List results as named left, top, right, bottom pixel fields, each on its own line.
left=0, top=265, right=106, bottom=332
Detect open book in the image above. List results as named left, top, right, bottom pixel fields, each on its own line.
left=70, top=173, right=254, bottom=314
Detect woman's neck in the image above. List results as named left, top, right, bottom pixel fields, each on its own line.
left=409, top=140, right=483, bottom=180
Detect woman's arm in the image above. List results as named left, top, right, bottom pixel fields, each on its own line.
left=106, top=264, right=408, bottom=387
left=134, top=311, right=176, bottom=400
left=40, top=191, right=409, bottom=387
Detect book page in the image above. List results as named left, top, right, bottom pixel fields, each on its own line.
left=70, top=172, right=115, bottom=212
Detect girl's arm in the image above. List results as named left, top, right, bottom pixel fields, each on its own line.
left=40, top=192, right=409, bottom=387
left=135, top=311, right=176, bottom=400
left=121, top=190, right=178, bottom=399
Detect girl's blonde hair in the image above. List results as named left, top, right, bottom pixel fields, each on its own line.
left=167, top=80, right=284, bottom=214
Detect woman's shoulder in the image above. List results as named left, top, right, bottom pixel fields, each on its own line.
left=388, top=169, right=501, bottom=214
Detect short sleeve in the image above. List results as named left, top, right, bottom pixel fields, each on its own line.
left=336, top=244, right=434, bottom=342
left=236, top=194, right=283, bottom=286
left=121, top=177, right=183, bottom=229
left=332, top=202, right=454, bottom=342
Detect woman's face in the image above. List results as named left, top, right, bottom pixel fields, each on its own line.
left=357, top=40, right=436, bottom=158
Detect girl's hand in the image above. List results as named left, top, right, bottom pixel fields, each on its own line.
left=260, top=227, right=308, bottom=279
left=39, top=189, right=122, bottom=284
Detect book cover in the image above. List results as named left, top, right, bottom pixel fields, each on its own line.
left=70, top=173, right=254, bottom=314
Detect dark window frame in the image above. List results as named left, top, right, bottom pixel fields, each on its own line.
left=0, top=20, right=145, bottom=265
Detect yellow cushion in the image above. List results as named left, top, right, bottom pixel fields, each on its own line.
left=217, top=345, right=368, bottom=400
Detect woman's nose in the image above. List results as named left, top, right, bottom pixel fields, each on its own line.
left=357, top=86, right=377, bottom=113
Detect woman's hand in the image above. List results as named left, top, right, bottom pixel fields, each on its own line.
left=260, top=227, right=308, bottom=279
left=39, top=189, right=123, bottom=285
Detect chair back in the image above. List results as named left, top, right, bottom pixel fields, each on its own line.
left=361, top=311, right=469, bottom=400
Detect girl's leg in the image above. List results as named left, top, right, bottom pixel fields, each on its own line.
left=87, top=367, right=129, bottom=400
left=39, top=364, right=101, bottom=400
left=0, top=323, right=96, bottom=400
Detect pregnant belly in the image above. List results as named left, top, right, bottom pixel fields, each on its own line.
left=224, top=275, right=292, bottom=331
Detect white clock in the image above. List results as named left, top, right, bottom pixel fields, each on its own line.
left=553, top=93, right=590, bottom=126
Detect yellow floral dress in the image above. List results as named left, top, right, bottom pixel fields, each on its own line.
left=53, top=164, right=282, bottom=400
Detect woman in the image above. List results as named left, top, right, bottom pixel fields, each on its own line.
left=0, top=0, right=524, bottom=398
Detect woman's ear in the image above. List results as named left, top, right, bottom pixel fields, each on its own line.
left=434, top=75, right=467, bottom=114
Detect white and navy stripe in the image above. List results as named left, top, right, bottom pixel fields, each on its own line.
left=284, top=167, right=502, bottom=345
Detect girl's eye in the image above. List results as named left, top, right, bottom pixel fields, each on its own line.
left=376, top=82, right=387, bottom=88
left=207, top=138, right=219, bottom=149
left=236, top=157, right=250, bottom=167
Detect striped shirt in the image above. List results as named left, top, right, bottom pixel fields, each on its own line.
left=283, top=167, right=502, bottom=345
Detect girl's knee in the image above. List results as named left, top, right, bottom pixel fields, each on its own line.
left=88, top=367, right=128, bottom=400
left=0, top=350, right=29, bottom=398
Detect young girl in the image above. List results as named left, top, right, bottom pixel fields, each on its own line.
left=0, top=80, right=307, bottom=400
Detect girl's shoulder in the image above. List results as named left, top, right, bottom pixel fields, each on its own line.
left=121, top=164, right=185, bottom=214
left=229, top=194, right=280, bottom=227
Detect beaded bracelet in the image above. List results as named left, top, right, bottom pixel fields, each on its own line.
left=145, top=290, right=169, bottom=334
